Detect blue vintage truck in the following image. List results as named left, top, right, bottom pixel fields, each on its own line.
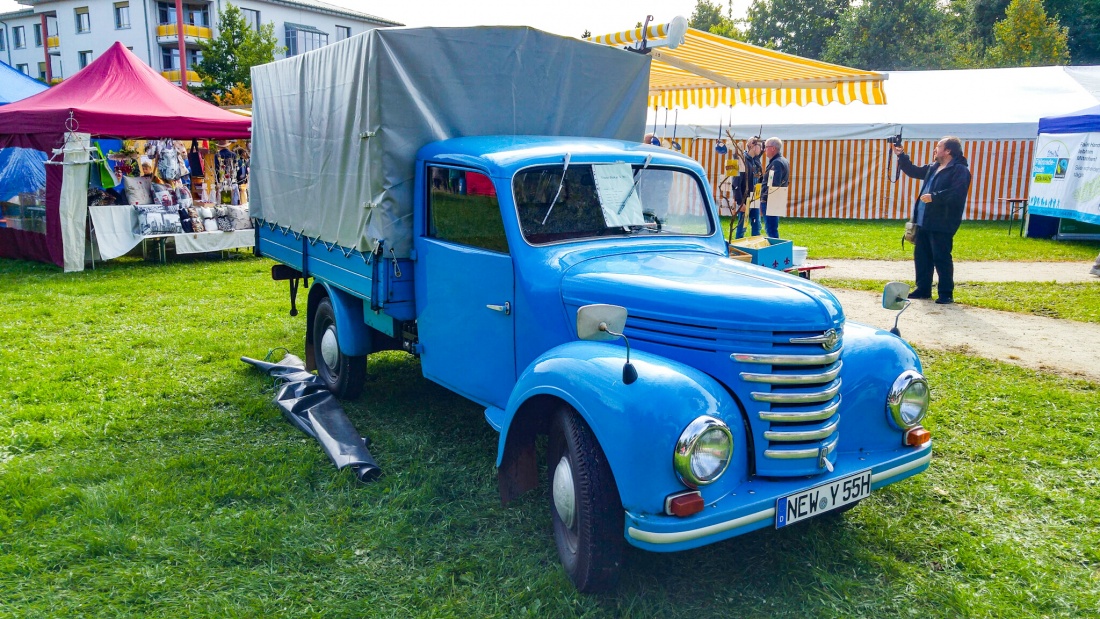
left=250, top=26, right=932, bottom=592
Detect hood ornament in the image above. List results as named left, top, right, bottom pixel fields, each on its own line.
left=790, top=328, right=842, bottom=350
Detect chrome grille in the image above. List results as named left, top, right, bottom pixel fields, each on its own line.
left=732, top=339, right=844, bottom=475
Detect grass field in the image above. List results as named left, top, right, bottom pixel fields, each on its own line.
left=1, top=224, right=1098, bottom=617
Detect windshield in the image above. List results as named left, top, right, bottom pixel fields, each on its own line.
left=513, top=163, right=714, bottom=245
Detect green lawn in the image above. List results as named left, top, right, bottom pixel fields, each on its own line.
left=720, top=218, right=1100, bottom=261
left=1, top=255, right=1097, bottom=617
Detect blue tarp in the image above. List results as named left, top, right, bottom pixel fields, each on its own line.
left=0, top=60, right=48, bottom=106
left=0, top=147, right=47, bottom=202
left=1037, top=104, right=1100, bottom=134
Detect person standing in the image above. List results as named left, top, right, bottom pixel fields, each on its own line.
left=893, top=137, right=972, bottom=304
left=761, top=137, right=789, bottom=239
left=731, top=137, right=763, bottom=238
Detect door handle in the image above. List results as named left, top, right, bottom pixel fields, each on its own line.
left=486, top=301, right=511, bottom=315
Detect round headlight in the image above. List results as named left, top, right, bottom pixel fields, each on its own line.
left=887, top=370, right=929, bottom=429
left=674, top=416, right=733, bottom=488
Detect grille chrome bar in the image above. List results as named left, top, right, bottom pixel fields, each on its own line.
left=759, top=399, right=840, bottom=422
left=764, top=417, right=840, bottom=442
left=741, top=361, right=843, bottom=384
left=764, top=437, right=838, bottom=460
left=751, top=380, right=841, bottom=404
left=731, top=349, right=842, bottom=366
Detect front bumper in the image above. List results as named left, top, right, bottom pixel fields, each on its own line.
left=624, top=442, right=932, bottom=552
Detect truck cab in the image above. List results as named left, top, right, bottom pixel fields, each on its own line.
left=260, top=135, right=932, bottom=591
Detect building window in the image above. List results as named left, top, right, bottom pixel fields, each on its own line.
left=241, top=8, right=260, bottom=31
left=158, top=2, right=208, bottom=26
left=336, top=25, right=350, bottom=41
left=78, top=50, right=92, bottom=68
left=16, top=63, right=28, bottom=75
left=13, top=26, right=25, bottom=49
left=285, top=23, right=328, bottom=57
left=186, top=4, right=209, bottom=27
left=33, top=23, right=42, bottom=47
left=115, top=2, right=130, bottom=29
left=0, top=30, right=6, bottom=52
left=75, top=7, right=91, bottom=34
left=38, top=62, right=47, bottom=80
left=161, top=47, right=177, bottom=70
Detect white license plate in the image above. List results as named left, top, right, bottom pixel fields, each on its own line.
left=776, top=469, right=872, bottom=528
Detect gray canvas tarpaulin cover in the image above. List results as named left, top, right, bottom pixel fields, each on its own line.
left=250, top=26, right=651, bottom=258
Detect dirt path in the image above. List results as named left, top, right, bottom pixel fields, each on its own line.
left=813, top=261, right=1100, bottom=382
left=818, top=259, right=1097, bottom=283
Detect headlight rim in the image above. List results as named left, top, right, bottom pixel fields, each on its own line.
left=887, top=370, right=929, bottom=429
left=673, top=415, right=733, bottom=489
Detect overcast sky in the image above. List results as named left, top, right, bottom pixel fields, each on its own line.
left=0, top=1, right=724, bottom=39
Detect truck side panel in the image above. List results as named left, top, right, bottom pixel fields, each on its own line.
left=256, top=222, right=416, bottom=322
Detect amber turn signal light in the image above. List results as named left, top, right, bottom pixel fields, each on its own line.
left=905, top=427, right=931, bottom=447
left=665, top=491, right=704, bottom=517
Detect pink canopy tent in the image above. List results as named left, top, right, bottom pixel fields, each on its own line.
left=0, top=42, right=251, bottom=267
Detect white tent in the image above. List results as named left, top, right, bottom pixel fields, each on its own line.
left=647, top=66, right=1100, bottom=220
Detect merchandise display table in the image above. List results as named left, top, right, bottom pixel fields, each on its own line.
left=88, top=204, right=253, bottom=262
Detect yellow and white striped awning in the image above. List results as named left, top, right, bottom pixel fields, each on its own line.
left=588, top=26, right=887, bottom=109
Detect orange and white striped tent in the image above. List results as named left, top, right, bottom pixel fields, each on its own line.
left=645, top=67, right=1100, bottom=221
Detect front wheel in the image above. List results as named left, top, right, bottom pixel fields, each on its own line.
left=547, top=405, right=623, bottom=592
left=311, top=296, right=366, bottom=399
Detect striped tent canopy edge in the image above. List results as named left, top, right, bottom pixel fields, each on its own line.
left=588, top=24, right=887, bottom=109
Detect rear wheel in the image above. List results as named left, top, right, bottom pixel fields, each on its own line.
left=547, top=405, right=623, bottom=592
left=312, top=296, right=366, bottom=399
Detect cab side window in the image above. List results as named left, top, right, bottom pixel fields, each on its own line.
left=427, top=167, right=509, bottom=254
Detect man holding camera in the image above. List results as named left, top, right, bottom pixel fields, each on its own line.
left=893, top=137, right=972, bottom=304
left=731, top=137, right=764, bottom=238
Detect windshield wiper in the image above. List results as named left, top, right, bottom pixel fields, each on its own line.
left=540, top=153, right=571, bottom=226
left=616, top=154, right=652, bottom=215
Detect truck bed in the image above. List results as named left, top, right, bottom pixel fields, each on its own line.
left=256, top=221, right=416, bottom=323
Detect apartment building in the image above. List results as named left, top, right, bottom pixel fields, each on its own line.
left=0, top=0, right=401, bottom=86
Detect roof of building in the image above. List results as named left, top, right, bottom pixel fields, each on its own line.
left=267, top=0, right=403, bottom=26
left=0, top=9, right=35, bottom=19
left=12, top=0, right=403, bottom=26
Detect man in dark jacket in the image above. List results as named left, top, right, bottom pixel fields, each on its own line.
left=762, top=137, right=789, bottom=239
left=893, top=136, right=972, bottom=304
left=731, top=137, right=763, bottom=238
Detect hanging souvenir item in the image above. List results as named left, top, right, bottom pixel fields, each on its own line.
left=188, top=140, right=205, bottom=177
left=156, top=139, right=182, bottom=181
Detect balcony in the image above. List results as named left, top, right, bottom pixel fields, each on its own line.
left=156, top=24, right=212, bottom=45
left=161, top=70, right=201, bottom=85
left=47, top=35, right=60, bottom=55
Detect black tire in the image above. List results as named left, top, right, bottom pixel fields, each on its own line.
left=312, top=296, right=366, bottom=399
left=547, top=405, right=623, bottom=592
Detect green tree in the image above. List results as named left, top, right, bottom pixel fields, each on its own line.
left=690, top=0, right=725, bottom=32
left=822, top=0, right=969, bottom=69
left=195, top=3, right=282, bottom=101
left=987, top=0, right=1069, bottom=66
left=746, top=0, right=849, bottom=59
left=690, top=0, right=745, bottom=40
left=1042, top=0, right=1099, bottom=63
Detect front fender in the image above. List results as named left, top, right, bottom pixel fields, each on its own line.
left=497, top=340, right=748, bottom=515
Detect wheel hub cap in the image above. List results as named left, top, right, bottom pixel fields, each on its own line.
left=320, top=327, right=340, bottom=370
left=552, top=456, right=576, bottom=529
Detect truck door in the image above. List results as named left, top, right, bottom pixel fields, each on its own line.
left=415, top=166, right=515, bottom=408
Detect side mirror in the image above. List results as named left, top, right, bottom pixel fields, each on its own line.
left=882, top=282, right=912, bottom=337
left=576, top=304, right=627, bottom=341
left=576, top=304, right=637, bottom=385
left=882, top=282, right=910, bottom=311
